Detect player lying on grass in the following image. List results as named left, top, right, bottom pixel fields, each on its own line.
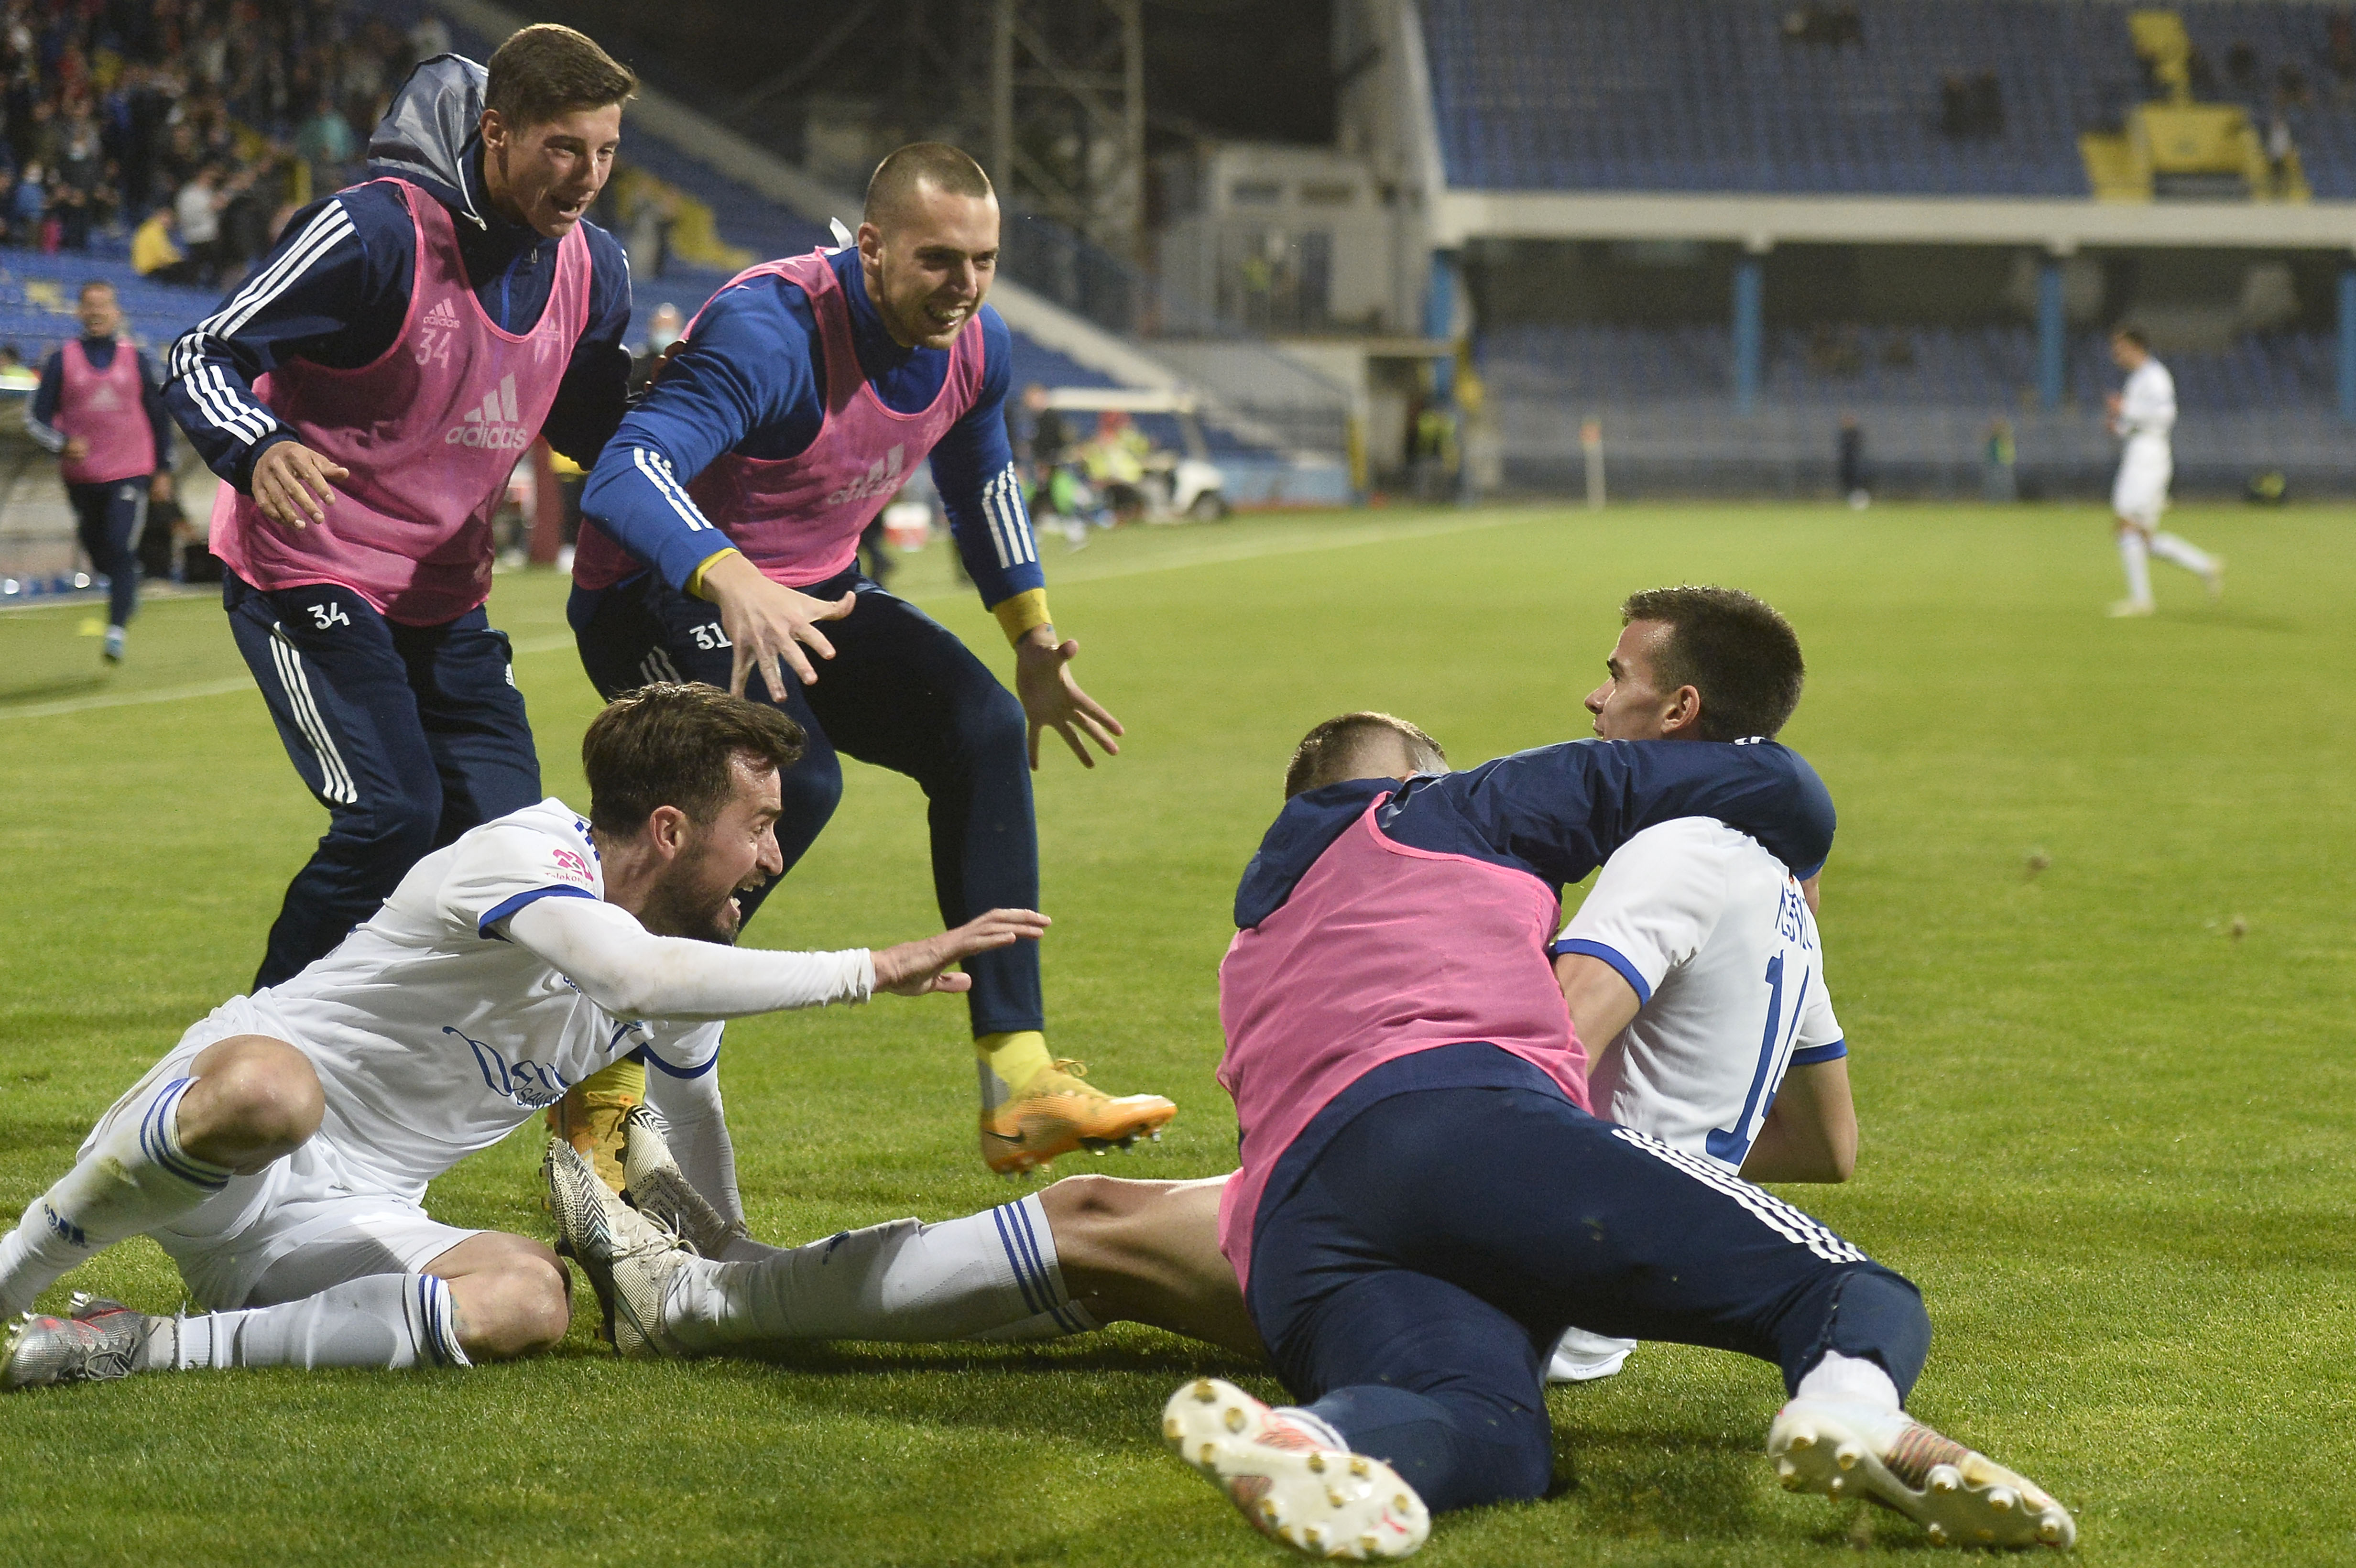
left=1013, top=587, right=1864, bottom=1378
left=1155, top=708, right=2071, bottom=1557
left=0, top=683, right=1090, bottom=1386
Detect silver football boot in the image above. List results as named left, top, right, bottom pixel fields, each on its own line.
left=543, top=1137, right=692, bottom=1359
left=3, top=1293, right=165, bottom=1391
left=619, top=1104, right=743, bottom=1259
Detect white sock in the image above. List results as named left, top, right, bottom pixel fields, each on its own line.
left=1796, top=1349, right=1903, bottom=1412
left=1272, top=1405, right=1350, bottom=1450
left=661, top=1193, right=1080, bottom=1350
left=2149, top=531, right=2215, bottom=576
left=154, top=1274, right=469, bottom=1371
left=967, top=1301, right=1104, bottom=1342
left=2117, top=530, right=2153, bottom=604
left=0, top=1077, right=234, bottom=1315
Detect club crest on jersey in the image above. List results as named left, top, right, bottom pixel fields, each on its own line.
left=447, top=372, right=532, bottom=450
left=825, top=444, right=905, bottom=507
left=448, top=1024, right=571, bottom=1108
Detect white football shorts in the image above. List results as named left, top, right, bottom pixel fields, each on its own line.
left=80, top=995, right=483, bottom=1311
left=2111, top=437, right=2171, bottom=527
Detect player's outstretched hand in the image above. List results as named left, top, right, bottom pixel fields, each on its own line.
left=251, top=438, right=351, bottom=530
left=1014, top=625, right=1125, bottom=770
left=871, top=908, right=1052, bottom=997
left=701, top=551, right=857, bottom=702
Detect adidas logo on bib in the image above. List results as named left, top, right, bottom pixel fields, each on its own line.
left=825, top=444, right=906, bottom=507
left=447, top=372, right=533, bottom=450
left=424, top=298, right=462, bottom=329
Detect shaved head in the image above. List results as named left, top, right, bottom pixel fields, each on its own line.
left=1283, top=712, right=1447, bottom=799
left=864, top=142, right=994, bottom=234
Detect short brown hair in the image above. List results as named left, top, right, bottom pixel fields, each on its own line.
left=77, top=280, right=114, bottom=301
left=582, top=683, right=804, bottom=836
left=485, top=24, right=635, bottom=132
left=1283, top=712, right=1446, bottom=799
left=2111, top=326, right=2149, bottom=351
left=864, top=142, right=994, bottom=230
left=1620, top=586, right=1805, bottom=741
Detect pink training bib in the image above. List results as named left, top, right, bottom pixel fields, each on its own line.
left=572, top=248, right=984, bottom=593
left=1214, top=801, right=1591, bottom=1290
left=210, top=178, right=591, bottom=626
left=57, top=338, right=153, bottom=486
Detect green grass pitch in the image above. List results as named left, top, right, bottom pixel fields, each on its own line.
left=0, top=501, right=2349, bottom=1566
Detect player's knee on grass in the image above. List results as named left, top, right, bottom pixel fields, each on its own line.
left=947, top=679, right=1027, bottom=773
left=180, top=1034, right=324, bottom=1172
left=438, top=1235, right=572, bottom=1360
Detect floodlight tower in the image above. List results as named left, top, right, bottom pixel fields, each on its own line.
left=987, top=0, right=1148, bottom=267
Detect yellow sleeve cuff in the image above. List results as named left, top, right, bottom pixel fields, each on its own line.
left=992, top=588, right=1052, bottom=646
left=684, top=548, right=742, bottom=601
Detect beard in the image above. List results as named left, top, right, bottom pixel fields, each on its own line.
left=641, top=859, right=765, bottom=947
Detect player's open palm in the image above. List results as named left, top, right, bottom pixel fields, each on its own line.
left=872, top=907, right=1052, bottom=996
left=252, top=438, right=351, bottom=529
left=1015, top=629, right=1125, bottom=770
left=703, top=552, right=857, bottom=701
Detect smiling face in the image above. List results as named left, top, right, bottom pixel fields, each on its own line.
left=636, top=754, right=785, bottom=945
left=76, top=283, right=119, bottom=339
left=1585, top=620, right=1692, bottom=741
left=479, top=102, right=621, bottom=239
left=858, top=182, right=999, bottom=350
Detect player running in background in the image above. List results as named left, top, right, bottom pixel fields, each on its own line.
left=26, top=280, right=175, bottom=664
left=163, top=28, right=636, bottom=989
left=569, top=141, right=1166, bottom=1179
left=0, top=685, right=1058, bottom=1388
left=2105, top=327, right=2223, bottom=618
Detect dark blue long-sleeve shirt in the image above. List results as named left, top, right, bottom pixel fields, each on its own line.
left=577, top=246, right=1040, bottom=612
left=162, top=145, right=632, bottom=490
left=27, top=336, right=175, bottom=471
left=1235, top=738, right=1837, bottom=929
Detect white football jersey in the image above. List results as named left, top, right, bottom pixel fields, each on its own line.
left=1553, top=817, right=1843, bottom=1175
left=254, top=798, right=722, bottom=1194
left=2117, top=359, right=2175, bottom=444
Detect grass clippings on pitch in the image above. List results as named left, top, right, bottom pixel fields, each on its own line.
left=1, top=501, right=2350, bottom=1566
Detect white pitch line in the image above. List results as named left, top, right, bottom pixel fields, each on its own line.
left=0, top=512, right=1553, bottom=724
left=0, top=633, right=583, bottom=721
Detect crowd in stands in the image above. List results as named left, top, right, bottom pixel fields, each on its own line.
left=0, top=1, right=451, bottom=286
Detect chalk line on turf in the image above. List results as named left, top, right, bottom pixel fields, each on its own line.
left=0, top=509, right=1539, bottom=724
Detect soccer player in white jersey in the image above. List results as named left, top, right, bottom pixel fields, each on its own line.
left=2106, top=327, right=2224, bottom=618
left=0, top=684, right=1090, bottom=1389
left=1544, top=583, right=1854, bottom=1382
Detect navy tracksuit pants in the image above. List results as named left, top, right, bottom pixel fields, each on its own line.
left=570, top=566, right=1042, bottom=1037
left=224, top=571, right=542, bottom=989
left=1245, top=1047, right=1931, bottom=1515
left=69, top=478, right=147, bottom=628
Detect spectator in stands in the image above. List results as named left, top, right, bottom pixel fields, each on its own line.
left=294, top=92, right=359, bottom=193
left=174, top=161, right=223, bottom=285
left=2266, top=111, right=2296, bottom=197
left=2278, top=62, right=2312, bottom=109
left=2331, top=14, right=2356, bottom=92
left=25, top=280, right=175, bottom=664
left=10, top=161, right=44, bottom=247
left=1836, top=415, right=1868, bottom=510
left=628, top=301, right=684, bottom=393
left=133, top=202, right=194, bottom=281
